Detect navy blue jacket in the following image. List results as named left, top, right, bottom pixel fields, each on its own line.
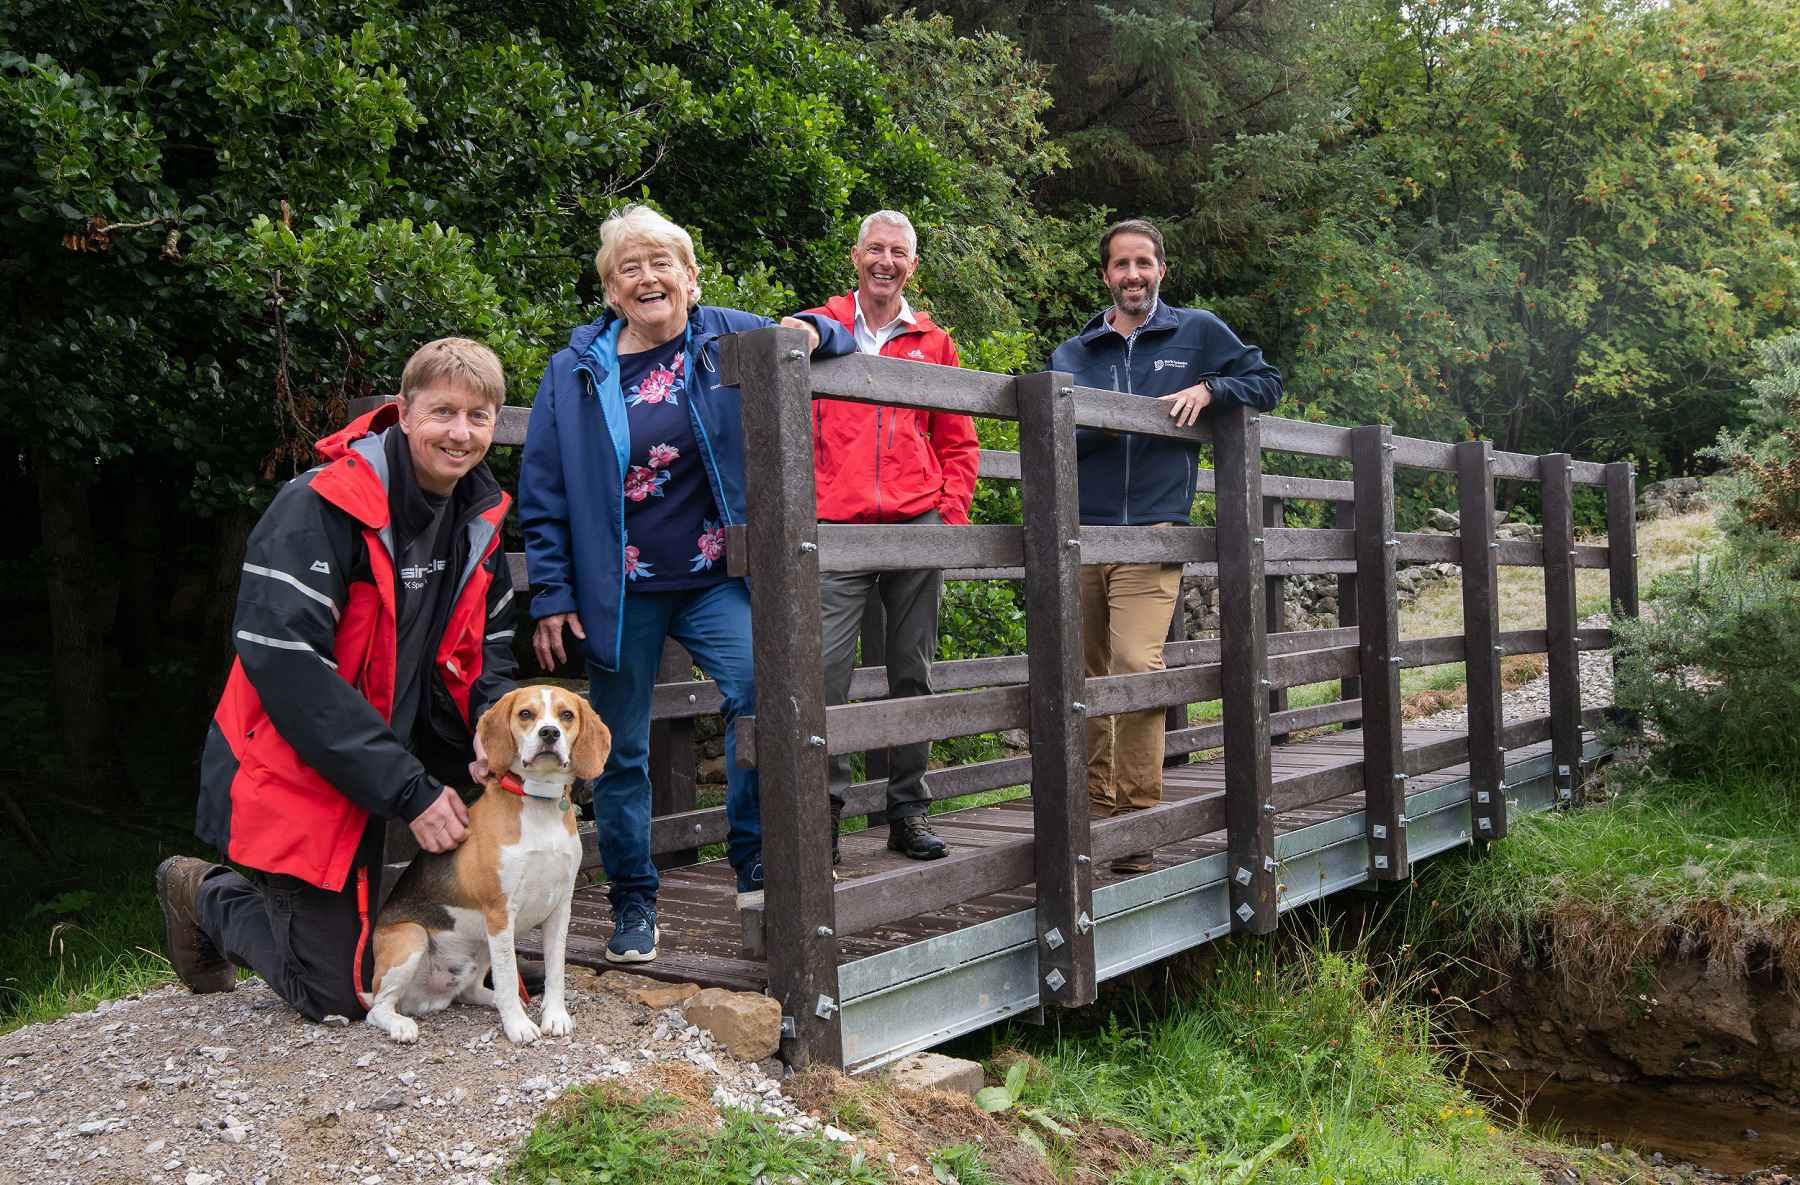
left=1051, top=302, right=1283, bottom=525
left=519, top=306, right=852, bottom=671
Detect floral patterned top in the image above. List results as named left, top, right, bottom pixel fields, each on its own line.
left=617, top=335, right=728, bottom=591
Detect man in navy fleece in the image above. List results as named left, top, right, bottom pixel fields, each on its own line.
left=1050, top=218, right=1283, bottom=875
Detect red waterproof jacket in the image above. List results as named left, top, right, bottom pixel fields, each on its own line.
left=195, top=405, right=516, bottom=892
left=803, top=293, right=980, bottom=524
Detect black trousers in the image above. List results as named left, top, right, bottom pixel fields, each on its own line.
left=820, top=510, right=943, bottom=819
left=194, top=821, right=383, bottom=1021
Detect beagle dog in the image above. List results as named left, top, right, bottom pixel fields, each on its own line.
left=359, top=684, right=609, bottom=1044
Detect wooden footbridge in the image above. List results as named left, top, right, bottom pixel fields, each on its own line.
left=368, top=324, right=1640, bottom=1072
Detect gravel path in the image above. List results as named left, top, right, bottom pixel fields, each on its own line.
left=0, top=971, right=804, bottom=1185
left=1411, top=613, right=1616, bottom=732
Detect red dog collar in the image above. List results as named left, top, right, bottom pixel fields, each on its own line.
left=497, top=774, right=527, bottom=797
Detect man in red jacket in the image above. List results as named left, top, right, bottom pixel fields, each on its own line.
left=153, top=337, right=518, bottom=1021
left=805, top=211, right=979, bottom=861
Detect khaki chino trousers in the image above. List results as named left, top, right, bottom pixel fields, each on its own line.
left=1080, top=559, right=1184, bottom=818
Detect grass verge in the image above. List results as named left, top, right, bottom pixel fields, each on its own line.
left=994, top=935, right=1532, bottom=1185
left=508, top=937, right=1542, bottom=1184
left=1411, top=764, right=1800, bottom=985
left=0, top=812, right=180, bottom=1032
left=507, top=1077, right=889, bottom=1184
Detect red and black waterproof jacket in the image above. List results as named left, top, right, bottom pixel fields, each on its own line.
left=803, top=292, right=980, bottom=525
left=195, top=405, right=517, bottom=892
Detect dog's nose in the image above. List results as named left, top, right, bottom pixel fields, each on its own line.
left=537, top=725, right=560, bottom=742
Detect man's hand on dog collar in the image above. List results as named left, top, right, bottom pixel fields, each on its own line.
left=411, top=786, right=470, bottom=853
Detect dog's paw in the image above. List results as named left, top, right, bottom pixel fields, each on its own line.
left=539, top=1006, right=574, bottom=1038
left=387, top=1015, right=419, bottom=1044
left=502, top=1012, right=541, bottom=1045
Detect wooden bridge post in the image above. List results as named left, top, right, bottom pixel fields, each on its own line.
left=649, top=641, right=699, bottom=868
left=1455, top=441, right=1507, bottom=840
left=1264, top=496, right=1291, bottom=741
left=1334, top=499, right=1361, bottom=725
left=1604, top=462, right=1639, bottom=733
left=1214, top=404, right=1277, bottom=935
left=1015, top=367, right=1094, bottom=994
left=1540, top=453, right=1582, bottom=806
left=725, top=326, right=841, bottom=1067
left=1351, top=426, right=1409, bottom=880
left=1016, top=370, right=1097, bottom=1007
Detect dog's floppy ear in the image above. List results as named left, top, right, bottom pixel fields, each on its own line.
left=569, top=696, right=611, bottom=781
left=477, top=688, right=522, bottom=781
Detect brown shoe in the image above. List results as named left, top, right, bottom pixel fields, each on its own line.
left=154, top=856, right=236, bottom=993
left=1110, top=851, right=1155, bottom=875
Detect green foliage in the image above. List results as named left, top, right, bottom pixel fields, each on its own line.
left=1006, top=938, right=1529, bottom=1184
left=928, top=1142, right=1003, bottom=1185
left=0, top=816, right=180, bottom=1032
left=507, top=1085, right=888, bottom=1184
left=936, top=580, right=1026, bottom=662
left=1707, top=331, right=1800, bottom=546
left=1202, top=0, right=1800, bottom=472
left=1612, top=554, right=1800, bottom=776
left=1613, top=339, right=1800, bottom=776
left=0, top=0, right=1015, bottom=506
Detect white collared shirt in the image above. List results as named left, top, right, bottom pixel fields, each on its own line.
left=852, top=291, right=917, bottom=356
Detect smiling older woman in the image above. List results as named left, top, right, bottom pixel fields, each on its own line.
left=518, top=205, right=852, bottom=964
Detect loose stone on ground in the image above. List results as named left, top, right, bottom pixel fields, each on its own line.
left=882, top=1053, right=985, bottom=1097
left=0, top=971, right=794, bottom=1185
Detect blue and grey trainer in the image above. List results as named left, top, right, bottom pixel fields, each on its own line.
left=605, top=898, right=658, bottom=964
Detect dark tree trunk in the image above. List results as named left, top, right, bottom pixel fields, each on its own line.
left=190, top=506, right=253, bottom=729
left=117, top=484, right=162, bottom=668
left=33, top=449, right=136, bottom=805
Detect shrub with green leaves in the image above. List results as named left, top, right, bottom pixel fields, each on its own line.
left=1613, top=330, right=1800, bottom=778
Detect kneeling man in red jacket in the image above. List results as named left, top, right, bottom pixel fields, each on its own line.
left=156, top=337, right=519, bottom=1021
left=804, top=211, right=979, bottom=862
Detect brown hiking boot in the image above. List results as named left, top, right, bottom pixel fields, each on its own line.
left=154, top=856, right=236, bottom=993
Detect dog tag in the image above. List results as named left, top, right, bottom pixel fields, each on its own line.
left=560, top=797, right=572, bottom=813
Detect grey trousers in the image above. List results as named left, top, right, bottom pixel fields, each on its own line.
left=821, top=509, right=942, bottom=819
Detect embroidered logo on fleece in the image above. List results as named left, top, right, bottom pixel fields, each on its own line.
left=906, top=348, right=926, bottom=360
left=1153, top=358, right=1188, bottom=372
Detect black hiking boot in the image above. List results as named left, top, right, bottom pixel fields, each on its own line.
left=887, top=815, right=947, bottom=860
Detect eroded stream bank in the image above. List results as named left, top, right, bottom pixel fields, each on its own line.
left=1453, top=944, right=1800, bottom=1173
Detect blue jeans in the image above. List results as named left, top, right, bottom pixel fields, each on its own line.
left=587, top=578, right=760, bottom=909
